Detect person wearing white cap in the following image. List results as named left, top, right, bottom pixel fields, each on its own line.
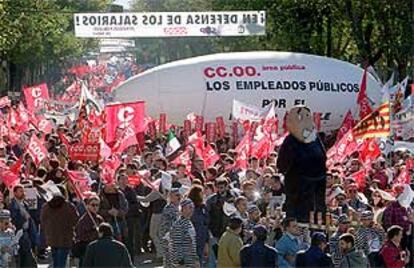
left=169, top=199, right=199, bottom=268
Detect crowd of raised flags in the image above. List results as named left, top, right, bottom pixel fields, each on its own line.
left=0, top=60, right=411, bottom=267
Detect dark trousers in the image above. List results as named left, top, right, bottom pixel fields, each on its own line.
left=126, top=216, right=139, bottom=259
left=17, top=251, right=37, bottom=268
left=51, top=247, right=70, bottom=268
left=286, top=178, right=326, bottom=223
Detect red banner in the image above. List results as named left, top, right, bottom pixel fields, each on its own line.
left=69, top=143, right=100, bottom=161
left=194, top=115, right=204, bottom=133
left=336, top=110, right=355, bottom=142
left=313, top=112, right=321, bottom=132
left=159, top=113, right=167, bottom=135
left=183, top=119, right=191, bottom=139
left=148, top=120, right=156, bottom=139
left=27, top=135, right=48, bottom=165
left=205, top=122, right=216, bottom=143
left=232, top=121, right=238, bottom=146
left=216, top=116, right=226, bottom=139
left=105, top=101, right=145, bottom=143
left=23, top=83, right=49, bottom=113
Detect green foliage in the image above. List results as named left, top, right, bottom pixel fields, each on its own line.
left=131, top=0, right=414, bottom=79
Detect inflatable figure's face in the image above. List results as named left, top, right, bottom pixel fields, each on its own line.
left=286, top=106, right=317, bottom=143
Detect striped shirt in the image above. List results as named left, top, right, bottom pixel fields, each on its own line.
left=169, top=216, right=198, bottom=267
left=355, top=226, right=385, bottom=256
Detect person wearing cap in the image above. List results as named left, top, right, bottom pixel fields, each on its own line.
left=169, top=199, right=199, bottom=268
left=244, top=205, right=261, bottom=243
left=331, top=189, right=354, bottom=218
left=355, top=210, right=385, bottom=266
left=217, top=216, right=243, bottom=268
left=0, top=209, right=18, bottom=267
left=329, top=214, right=351, bottom=268
left=338, top=233, right=368, bottom=268
left=158, top=188, right=182, bottom=266
left=83, top=223, right=134, bottom=267
left=296, top=232, right=331, bottom=267
left=40, top=187, right=79, bottom=268
left=240, top=224, right=278, bottom=267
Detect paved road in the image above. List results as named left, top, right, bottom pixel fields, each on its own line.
left=37, top=253, right=163, bottom=267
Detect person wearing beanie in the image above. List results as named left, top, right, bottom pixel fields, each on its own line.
left=296, top=232, right=331, bottom=267
left=240, top=224, right=278, bottom=267
left=83, top=223, right=134, bottom=267
left=169, top=199, right=199, bottom=268
left=217, top=215, right=243, bottom=268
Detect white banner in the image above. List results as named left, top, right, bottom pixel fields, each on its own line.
left=232, top=99, right=273, bottom=122
left=74, top=11, right=266, bottom=38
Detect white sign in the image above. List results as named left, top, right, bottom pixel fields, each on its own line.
left=74, top=11, right=266, bottom=38
left=113, top=51, right=382, bottom=131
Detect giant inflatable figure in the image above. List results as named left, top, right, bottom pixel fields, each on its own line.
left=277, top=106, right=327, bottom=223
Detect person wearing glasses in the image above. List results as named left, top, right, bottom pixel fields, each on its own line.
left=74, top=195, right=104, bottom=267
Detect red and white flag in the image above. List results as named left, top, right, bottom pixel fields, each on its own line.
left=395, top=167, right=410, bottom=185
left=112, top=126, right=138, bottom=154
left=235, top=132, right=251, bottom=170
left=358, top=139, right=381, bottom=166
left=203, top=144, right=220, bottom=168
left=357, top=68, right=373, bottom=119
left=23, top=83, right=49, bottom=113
left=27, top=135, right=48, bottom=165
left=67, top=170, right=91, bottom=199
left=336, top=110, right=355, bottom=141
left=351, top=169, right=367, bottom=190
left=251, top=135, right=271, bottom=159
left=105, top=101, right=145, bottom=143
left=172, top=147, right=192, bottom=174
left=0, top=97, right=11, bottom=108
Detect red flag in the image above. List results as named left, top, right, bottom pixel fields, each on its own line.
left=328, top=130, right=358, bottom=163
left=351, top=169, right=367, bottom=190
left=188, top=132, right=204, bottom=159
left=203, top=144, right=219, bottom=168
left=336, top=110, right=355, bottom=141
left=59, top=132, right=70, bottom=147
left=23, top=83, right=49, bottom=113
left=0, top=170, right=19, bottom=189
left=216, top=117, right=226, bottom=139
left=37, top=118, right=53, bottom=134
left=147, top=120, right=156, bottom=139
left=313, top=112, right=321, bottom=132
left=357, top=68, right=368, bottom=103
left=357, top=68, right=373, bottom=119
left=112, top=126, right=138, bottom=154
left=105, top=101, right=145, bottom=143
left=9, top=158, right=22, bottom=174
left=0, top=97, right=11, bottom=108
left=67, top=170, right=91, bottom=199
left=282, top=111, right=289, bottom=133
left=27, top=135, right=48, bottom=165
left=251, top=135, right=271, bottom=159
left=235, top=132, right=251, bottom=169
left=172, top=147, right=192, bottom=174
left=358, top=139, right=381, bottom=165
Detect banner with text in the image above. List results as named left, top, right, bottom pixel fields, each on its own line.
left=74, top=11, right=265, bottom=38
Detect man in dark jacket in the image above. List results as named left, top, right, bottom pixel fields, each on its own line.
left=83, top=223, right=134, bottom=267
left=240, top=225, right=278, bottom=267
left=296, top=232, right=332, bottom=267
left=118, top=173, right=141, bottom=259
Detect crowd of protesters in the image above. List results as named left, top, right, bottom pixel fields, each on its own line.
left=0, top=114, right=411, bottom=268
left=0, top=59, right=412, bottom=268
